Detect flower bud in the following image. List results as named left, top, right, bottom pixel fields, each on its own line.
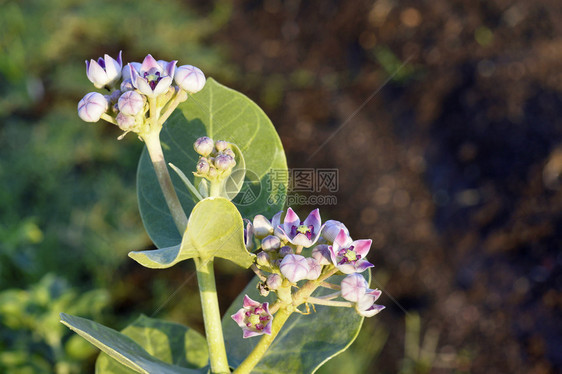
left=223, top=149, right=235, bottom=159
left=266, top=274, right=282, bottom=290
left=118, top=91, right=145, bottom=116
left=116, top=112, right=136, bottom=131
left=78, top=92, right=108, bottom=122
left=214, top=154, right=235, bottom=171
left=305, top=258, right=322, bottom=280
left=196, top=158, right=210, bottom=174
left=175, top=65, right=206, bottom=93
left=244, top=219, right=255, bottom=251
left=280, top=254, right=310, bottom=283
left=194, top=136, right=214, bottom=157
left=340, top=273, right=369, bottom=303
left=256, top=251, right=270, bottom=267
left=278, top=246, right=294, bottom=257
left=120, top=79, right=135, bottom=92
left=311, top=244, right=332, bottom=265
left=322, top=220, right=352, bottom=245
left=122, top=62, right=141, bottom=81
left=253, top=215, right=274, bottom=239
left=261, top=235, right=281, bottom=252
left=215, top=140, right=229, bottom=152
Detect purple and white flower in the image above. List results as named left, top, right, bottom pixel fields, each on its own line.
left=174, top=65, right=206, bottom=93
left=231, top=295, right=273, bottom=338
left=129, top=54, right=177, bottom=97
left=355, top=289, right=384, bottom=317
left=85, top=51, right=123, bottom=89
left=276, top=208, right=322, bottom=247
left=78, top=92, right=108, bottom=122
left=329, top=229, right=374, bottom=274
left=280, top=254, right=310, bottom=283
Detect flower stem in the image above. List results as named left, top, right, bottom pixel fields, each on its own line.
left=232, top=307, right=292, bottom=374
left=195, top=258, right=231, bottom=374
left=143, top=131, right=188, bottom=233
left=307, top=297, right=352, bottom=308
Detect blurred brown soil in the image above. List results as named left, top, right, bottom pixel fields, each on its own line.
left=212, top=0, right=562, bottom=372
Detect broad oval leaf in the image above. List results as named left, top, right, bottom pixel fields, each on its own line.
left=60, top=313, right=205, bottom=374
left=95, top=315, right=209, bottom=374
left=222, top=274, right=368, bottom=373
left=137, top=78, right=288, bottom=248
left=130, top=197, right=254, bottom=269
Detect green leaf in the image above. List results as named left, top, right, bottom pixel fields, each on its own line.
left=60, top=313, right=205, bottom=374
left=95, top=315, right=209, bottom=374
left=130, top=197, right=254, bottom=269
left=137, top=78, right=288, bottom=248
left=222, top=274, right=367, bottom=373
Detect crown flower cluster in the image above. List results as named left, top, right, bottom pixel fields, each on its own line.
left=231, top=208, right=384, bottom=339
left=78, top=51, right=206, bottom=140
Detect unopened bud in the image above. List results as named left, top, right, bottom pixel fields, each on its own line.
left=214, top=154, right=235, bottom=171
left=215, top=140, right=229, bottom=152
left=78, top=92, right=108, bottom=122
left=120, top=79, right=135, bottom=91
left=194, top=136, right=214, bottom=157
left=311, top=244, right=332, bottom=265
left=208, top=167, right=218, bottom=179
left=256, top=251, right=270, bottom=267
left=261, top=235, right=281, bottom=252
left=196, top=158, right=210, bottom=174
left=174, top=65, right=206, bottom=93
left=116, top=112, right=136, bottom=131
left=278, top=246, right=294, bottom=257
left=266, top=274, right=282, bottom=290
left=118, top=90, right=145, bottom=116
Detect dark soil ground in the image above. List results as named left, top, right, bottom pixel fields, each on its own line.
left=209, top=0, right=562, bottom=372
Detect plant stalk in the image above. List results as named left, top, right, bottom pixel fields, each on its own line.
left=196, top=259, right=231, bottom=374
left=143, top=131, right=188, bottom=233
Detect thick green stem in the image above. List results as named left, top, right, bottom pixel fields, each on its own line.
left=232, top=307, right=292, bottom=374
left=195, top=259, right=231, bottom=373
left=144, top=132, right=188, bottom=233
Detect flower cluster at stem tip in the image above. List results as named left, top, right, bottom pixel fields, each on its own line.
left=193, top=136, right=237, bottom=182
left=78, top=51, right=206, bottom=139
left=232, top=208, right=384, bottom=338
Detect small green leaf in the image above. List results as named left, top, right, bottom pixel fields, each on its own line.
left=137, top=78, right=288, bottom=248
left=222, top=274, right=366, bottom=373
left=95, top=315, right=209, bottom=374
left=60, top=313, right=205, bottom=374
left=130, top=197, right=254, bottom=269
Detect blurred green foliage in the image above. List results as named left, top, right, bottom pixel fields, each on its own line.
left=0, top=0, right=234, bottom=372
left=0, top=274, right=109, bottom=373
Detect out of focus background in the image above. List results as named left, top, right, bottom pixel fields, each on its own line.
left=1, top=0, right=562, bottom=373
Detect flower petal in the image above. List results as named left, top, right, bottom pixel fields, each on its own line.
left=303, top=208, right=321, bottom=233
left=334, top=228, right=350, bottom=249
left=355, top=259, right=374, bottom=273
left=353, top=239, right=372, bottom=257
left=242, top=295, right=261, bottom=308
left=283, top=207, right=300, bottom=234
left=140, top=54, right=161, bottom=73
left=152, top=76, right=173, bottom=96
